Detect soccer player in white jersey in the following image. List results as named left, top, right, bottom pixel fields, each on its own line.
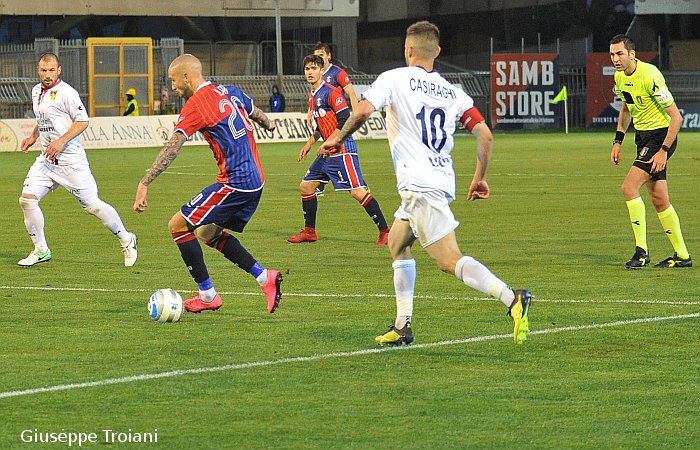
left=321, top=21, right=532, bottom=345
left=18, top=52, right=137, bottom=267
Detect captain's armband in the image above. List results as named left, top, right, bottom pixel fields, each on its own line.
left=460, top=107, right=485, bottom=132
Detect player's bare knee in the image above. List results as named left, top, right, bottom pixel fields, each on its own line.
left=436, top=254, right=462, bottom=274
left=436, top=260, right=455, bottom=274
left=167, top=217, right=182, bottom=234
left=388, top=241, right=406, bottom=259
left=350, top=189, right=366, bottom=202
left=197, top=224, right=223, bottom=244
left=621, top=183, right=638, bottom=200
left=167, top=215, right=191, bottom=234
left=649, top=193, right=669, bottom=211
left=300, top=181, right=317, bottom=195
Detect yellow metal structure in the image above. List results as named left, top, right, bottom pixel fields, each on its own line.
left=87, top=37, right=153, bottom=117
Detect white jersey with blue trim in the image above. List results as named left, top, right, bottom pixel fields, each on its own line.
left=362, top=65, right=473, bottom=200
left=31, top=79, right=89, bottom=166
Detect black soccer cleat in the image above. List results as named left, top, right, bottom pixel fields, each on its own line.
left=625, top=246, right=650, bottom=269
left=654, top=253, right=692, bottom=268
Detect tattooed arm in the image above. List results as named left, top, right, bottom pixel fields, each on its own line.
left=249, top=106, right=276, bottom=132
left=133, top=132, right=187, bottom=212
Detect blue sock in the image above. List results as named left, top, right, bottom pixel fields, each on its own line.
left=198, top=278, right=213, bottom=291
left=197, top=278, right=217, bottom=301
left=250, top=262, right=265, bottom=279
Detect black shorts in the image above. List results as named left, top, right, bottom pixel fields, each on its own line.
left=633, top=128, right=677, bottom=181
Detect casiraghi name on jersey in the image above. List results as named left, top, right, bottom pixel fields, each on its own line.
left=409, top=77, right=457, bottom=99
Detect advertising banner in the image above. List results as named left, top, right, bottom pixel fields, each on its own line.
left=679, top=103, right=700, bottom=130
left=0, top=112, right=387, bottom=153
left=585, top=52, right=658, bottom=128
left=490, top=53, right=561, bottom=130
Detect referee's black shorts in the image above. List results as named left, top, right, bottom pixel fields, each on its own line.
left=633, top=127, right=677, bottom=181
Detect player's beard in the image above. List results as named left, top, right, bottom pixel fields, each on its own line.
left=41, top=78, right=57, bottom=89
left=178, top=87, right=193, bottom=100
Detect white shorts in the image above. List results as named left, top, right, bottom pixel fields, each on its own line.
left=22, top=158, right=100, bottom=207
left=394, top=190, right=459, bottom=247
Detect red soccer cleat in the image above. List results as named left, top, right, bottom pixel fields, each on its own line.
left=287, top=227, right=318, bottom=243
left=184, top=293, right=222, bottom=313
left=376, top=228, right=390, bottom=245
left=261, top=269, right=283, bottom=313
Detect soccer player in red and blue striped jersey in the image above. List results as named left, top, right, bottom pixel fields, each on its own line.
left=308, top=43, right=359, bottom=198
left=287, top=54, right=389, bottom=245
left=313, top=42, right=358, bottom=111
left=134, top=54, right=283, bottom=314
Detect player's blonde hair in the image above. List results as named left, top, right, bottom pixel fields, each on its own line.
left=406, top=21, right=440, bottom=59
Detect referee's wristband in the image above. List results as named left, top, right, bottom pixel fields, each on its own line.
left=613, top=131, right=625, bottom=145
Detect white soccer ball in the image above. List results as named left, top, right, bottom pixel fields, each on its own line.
left=147, top=289, right=184, bottom=323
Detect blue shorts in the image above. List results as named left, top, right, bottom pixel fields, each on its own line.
left=302, top=153, right=366, bottom=191
left=180, top=182, right=262, bottom=232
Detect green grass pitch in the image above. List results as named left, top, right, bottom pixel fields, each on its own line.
left=0, top=131, right=699, bottom=449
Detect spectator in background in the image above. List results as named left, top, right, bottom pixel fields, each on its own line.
left=123, top=88, right=139, bottom=116
left=269, top=84, right=285, bottom=112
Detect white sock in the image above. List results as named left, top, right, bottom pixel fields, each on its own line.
left=393, top=259, right=416, bottom=329
left=454, top=256, right=513, bottom=307
left=199, top=287, right=217, bottom=302
left=19, top=197, right=49, bottom=252
left=86, top=200, right=130, bottom=244
left=256, top=270, right=269, bottom=286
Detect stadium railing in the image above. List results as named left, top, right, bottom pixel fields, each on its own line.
left=0, top=38, right=697, bottom=127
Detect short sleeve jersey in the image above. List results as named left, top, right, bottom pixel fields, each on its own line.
left=362, top=66, right=474, bottom=199
left=31, top=79, right=89, bottom=166
left=175, top=82, right=264, bottom=191
left=322, top=64, right=352, bottom=90
left=308, top=82, right=357, bottom=154
left=614, top=59, right=674, bottom=131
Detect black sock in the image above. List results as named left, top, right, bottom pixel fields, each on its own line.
left=205, top=231, right=257, bottom=273
left=360, top=194, right=388, bottom=230
left=172, top=231, right=209, bottom=283
left=302, top=193, right=318, bottom=228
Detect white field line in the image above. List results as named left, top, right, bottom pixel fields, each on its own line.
left=0, top=312, right=698, bottom=400
left=161, top=171, right=213, bottom=176
left=457, top=172, right=696, bottom=178
left=0, top=285, right=698, bottom=306
left=164, top=171, right=677, bottom=178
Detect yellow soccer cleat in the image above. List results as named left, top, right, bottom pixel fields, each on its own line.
left=508, top=290, right=532, bottom=345
left=375, top=322, right=413, bottom=346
